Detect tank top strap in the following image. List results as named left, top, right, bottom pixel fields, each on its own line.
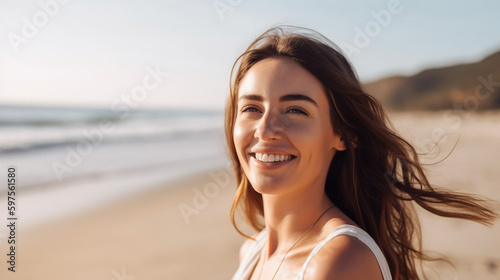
left=296, top=224, right=392, bottom=280
left=231, top=228, right=268, bottom=280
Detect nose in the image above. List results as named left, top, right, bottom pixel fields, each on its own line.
left=254, top=109, right=284, bottom=141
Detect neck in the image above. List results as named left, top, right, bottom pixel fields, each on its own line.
left=262, top=189, right=334, bottom=257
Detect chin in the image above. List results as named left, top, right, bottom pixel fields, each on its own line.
left=248, top=176, right=292, bottom=195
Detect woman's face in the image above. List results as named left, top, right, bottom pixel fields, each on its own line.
left=233, top=56, right=345, bottom=195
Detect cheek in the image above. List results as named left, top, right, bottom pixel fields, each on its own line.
left=233, top=120, right=250, bottom=160
left=296, top=122, right=336, bottom=160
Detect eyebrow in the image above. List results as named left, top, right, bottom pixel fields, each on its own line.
left=280, top=94, right=318, bottom=107
left=238, top=93, right=318, bottom=107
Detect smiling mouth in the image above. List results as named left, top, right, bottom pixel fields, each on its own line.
left=250, top=153, right=296, bottom=163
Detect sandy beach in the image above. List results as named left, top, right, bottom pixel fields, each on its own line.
left=1, top=111, right=499, bottom=280
left=2, top=169, right=244, bottom=280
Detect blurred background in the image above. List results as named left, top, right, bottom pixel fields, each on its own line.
left=0, top=0, right=499, bottom=279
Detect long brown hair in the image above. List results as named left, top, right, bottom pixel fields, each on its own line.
left=225, top=26, right=497, bottom=279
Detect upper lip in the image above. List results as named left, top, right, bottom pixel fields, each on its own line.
left=249, top=149, right=297, bottom=157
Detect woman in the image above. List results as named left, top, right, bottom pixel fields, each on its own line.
left=225, top=26, right=497, bottom=280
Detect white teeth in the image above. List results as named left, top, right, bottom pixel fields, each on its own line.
left=254, top=153, right=293, bottom=163
left=262, top=154, right=269, bottom=162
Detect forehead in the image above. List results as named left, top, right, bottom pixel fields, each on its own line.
left=238, top=56, right=327, bottom=102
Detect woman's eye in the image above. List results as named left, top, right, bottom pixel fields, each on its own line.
left=241, top=106, right=261, bottom=113
left=286, top=107, right=307, bottom=115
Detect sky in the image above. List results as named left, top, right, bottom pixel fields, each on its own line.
left=1, top=0, right=499, bottom=110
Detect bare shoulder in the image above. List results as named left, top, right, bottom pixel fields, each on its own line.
left=306, top=234, right=384, bottom=280
left=239, top=233, right=260, bottom=262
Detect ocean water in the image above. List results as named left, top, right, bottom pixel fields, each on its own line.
left=0, top=105, right=230, bottom=228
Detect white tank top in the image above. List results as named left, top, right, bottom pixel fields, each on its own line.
left=232, top=224, right=393, bottom=280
